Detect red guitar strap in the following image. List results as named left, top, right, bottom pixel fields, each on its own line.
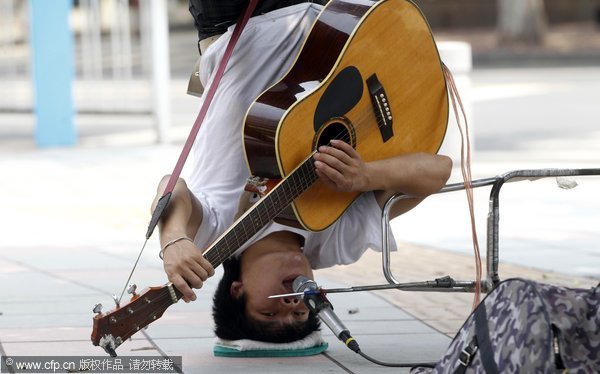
left=146, top=0, right=260, bottom=239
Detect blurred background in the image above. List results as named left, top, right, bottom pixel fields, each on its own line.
left=0, top=0, right=599, bottom=278
left=1, top=0, right=599, bottom=148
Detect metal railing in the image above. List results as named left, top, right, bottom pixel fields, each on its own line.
left=380, top=168, right=600, bottom=293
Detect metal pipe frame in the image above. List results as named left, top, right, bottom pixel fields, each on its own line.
left=380, top=168, right=600, bottom=293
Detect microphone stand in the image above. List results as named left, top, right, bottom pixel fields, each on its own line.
left=270, top=275, right=465, bottom=299
left=291, top=275, right=438, bottom=368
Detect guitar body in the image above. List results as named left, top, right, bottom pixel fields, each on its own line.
left=243, top=0, right=448, bottom=231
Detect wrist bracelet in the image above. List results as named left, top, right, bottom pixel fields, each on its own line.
left=159, top=236, right=194, bottom=260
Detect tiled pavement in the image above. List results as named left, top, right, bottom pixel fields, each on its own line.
left=0, top=243, right=451, bottom=373
left=0, top=144, right=454, bottom=373
left=0, top=139, right=597, bottom=373
left=1, top=65, right=599, bottom=372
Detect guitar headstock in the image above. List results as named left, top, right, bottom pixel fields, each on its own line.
left=91, top=283, right=181, bottom=356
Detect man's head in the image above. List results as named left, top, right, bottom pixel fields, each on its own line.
left=212, top=231, right=321, bottom=342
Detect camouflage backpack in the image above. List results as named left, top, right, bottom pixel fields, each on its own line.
left=412, top=278, right=600, bottom=374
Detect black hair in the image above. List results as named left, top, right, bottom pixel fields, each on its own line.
left=212, top=256, right=321, bottom=343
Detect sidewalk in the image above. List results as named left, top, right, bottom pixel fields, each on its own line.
left=0, top=143, right=455, bottom=373
left=0, top=242, right=451, bottom=373
left=0, top=135, right=598, bottom=373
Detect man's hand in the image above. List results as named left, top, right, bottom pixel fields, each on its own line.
left=313, top=139, right=371, bottom=192
left=162, top=237, right=215, bottom=303
left=151, top=174, right=208, bottom=303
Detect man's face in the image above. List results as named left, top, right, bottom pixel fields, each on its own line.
left=234, top=231, right=314, bottom=325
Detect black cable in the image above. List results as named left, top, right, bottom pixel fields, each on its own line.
left=294, top=277, right=438, bottom=369
left=357, top=349, right=437, bottom=369
left=340, top=330, right=437, bottom=368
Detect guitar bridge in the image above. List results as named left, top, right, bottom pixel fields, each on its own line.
left=367, top=74, right=394, bottom=142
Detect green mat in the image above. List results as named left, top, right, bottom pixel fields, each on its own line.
left=213, top=342, right=328, bottom=357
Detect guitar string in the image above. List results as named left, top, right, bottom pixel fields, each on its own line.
left=113, top=117, right=370, bottom=339
left=208, top=150, right=333, bottom=267
left=204, top=161, right=310, bottom=266
left=204, top=157, right=319, bottom=267
left=202, top=64, right=451, bottom=265
left=202, top=90, right=417, bottom=266
left=203, top=87, right=440, bottom=265
left=107, top=125, right=352, bottom=341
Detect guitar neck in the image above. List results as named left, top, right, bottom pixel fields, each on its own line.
left=203, top=154, right=317, bottom=268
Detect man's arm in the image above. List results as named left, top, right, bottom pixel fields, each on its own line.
left=313, top=139, right=452, bottom=218
left=151, top=176, right=215, bottom=302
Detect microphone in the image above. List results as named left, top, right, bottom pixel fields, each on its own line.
left=293, top=276, right=360, bottom=353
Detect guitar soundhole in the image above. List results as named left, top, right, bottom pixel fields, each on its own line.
left=313, top=117, right=356, bottom=150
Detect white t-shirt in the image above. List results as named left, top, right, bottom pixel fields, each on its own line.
left=187, top=3, right=397, bottom=268
left=232, top=192, right=396, bottom=269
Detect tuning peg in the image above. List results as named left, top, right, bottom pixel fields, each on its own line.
left=112, top=294, right=120, bottom=308
left=127, top=284, right=137, bottom=296
left=93, top=303, right=103, bottom=314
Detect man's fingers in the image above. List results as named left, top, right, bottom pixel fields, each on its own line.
left=164, top=249, right=215, bottom=303
left=315, top=161, right=351, bottom=191
left=316, top=152, right=347, bottom=173
left=180, top=266, right=205, bottom=289
left=184, top=256, right=214, bottom=285
left=315, top=140, right=362, bottom=175
left=330, top=139, right=358, bottom=157
left=315, top=167, right=335, bottom=188
left=318, top=144, right=351, bottom=166
left=315, top=161, right=342, bottom=182
left=194, top=254, right=215, bottom=277
left=170, top=274, right=197, bottom=303
left=324, top=140, right=360, bottom=161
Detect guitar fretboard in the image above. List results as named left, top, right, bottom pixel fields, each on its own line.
left=203, top=154, right=318, bottom=267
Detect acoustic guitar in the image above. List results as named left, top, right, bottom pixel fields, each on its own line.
left=243, top=0, right=448, bottom=230
left=91, top=0, right=448, bottom=356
